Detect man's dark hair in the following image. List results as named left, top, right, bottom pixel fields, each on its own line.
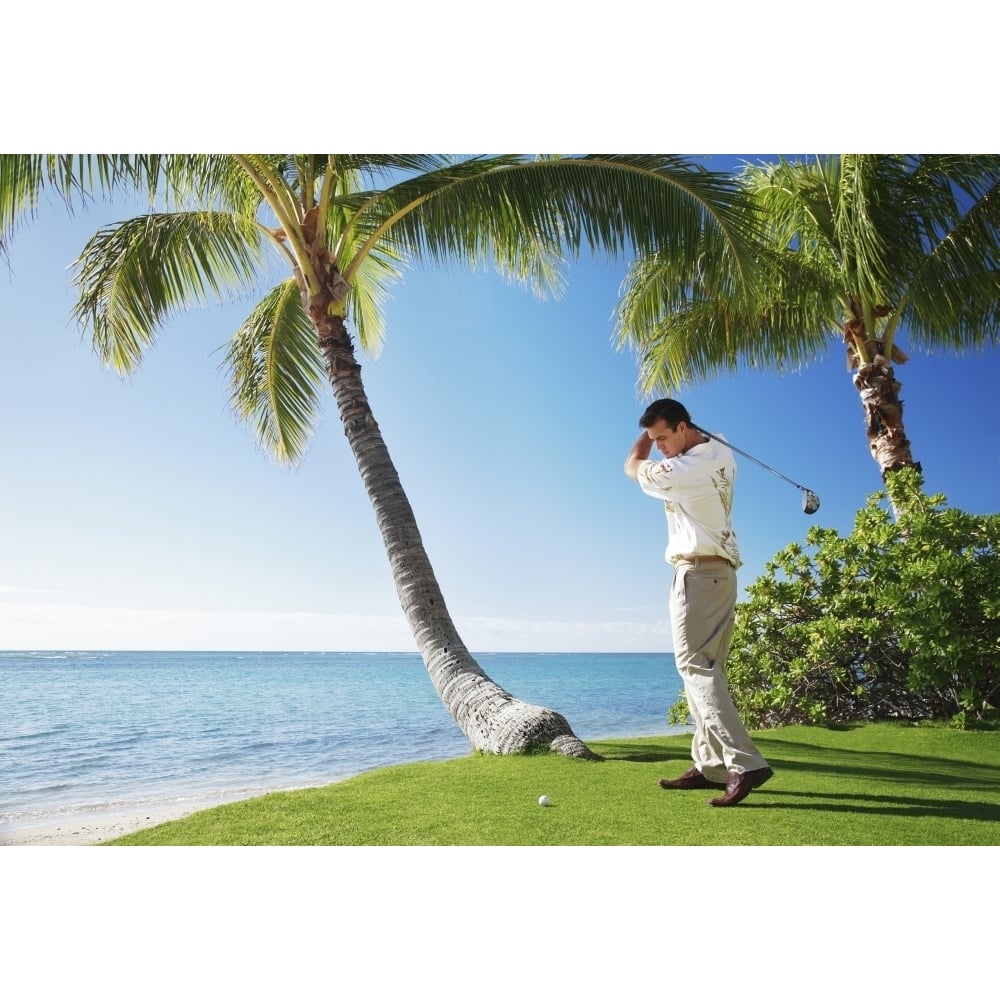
left=639, top=398, right=692, bottom=429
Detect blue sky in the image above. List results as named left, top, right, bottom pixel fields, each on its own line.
left=2, top=157, right=998, bottom=651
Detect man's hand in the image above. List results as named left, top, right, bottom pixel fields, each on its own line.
left=624, top=432, right=654, bottom=482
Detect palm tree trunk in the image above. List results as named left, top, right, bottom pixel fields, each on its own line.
left=852, top=349, right=922, bottom=481
left=313, top=310, right=596, bottom=759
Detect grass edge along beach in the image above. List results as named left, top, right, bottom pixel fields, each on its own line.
left=105, top=722, right=1000, bottom=846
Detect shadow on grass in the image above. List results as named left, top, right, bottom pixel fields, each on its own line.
left=760, top=743, right=1000, bottom=791
left=752, top=789, right=1000, bottom=823
left=746, top=739, right=1000, bottom=823
left=595, top=732, right=1000, bottom=826
left=593, top=742, right=687, bottom=763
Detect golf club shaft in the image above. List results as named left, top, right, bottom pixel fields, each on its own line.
left=693, top=426, right=813, bottom=494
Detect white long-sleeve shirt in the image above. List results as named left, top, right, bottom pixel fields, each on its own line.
left=635, top=434, right=742, bottom=568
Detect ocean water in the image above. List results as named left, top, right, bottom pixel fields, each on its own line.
left=0, top=650, right=684, bottom=835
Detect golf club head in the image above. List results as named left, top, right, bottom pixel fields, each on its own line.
left=802, top=490, right=820, bottom=515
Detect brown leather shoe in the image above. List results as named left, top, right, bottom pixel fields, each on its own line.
left=658, top=765, right=727, bottom=790
left=708, top=766, right=774, bottom=807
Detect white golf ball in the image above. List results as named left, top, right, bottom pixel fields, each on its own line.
left=538, top=795, right=551, bottom=807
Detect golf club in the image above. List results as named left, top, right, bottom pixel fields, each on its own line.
left=692, top=426, right=821, bottom=515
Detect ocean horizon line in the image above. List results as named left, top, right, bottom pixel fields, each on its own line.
left=2, top=648, right=675, bottom=656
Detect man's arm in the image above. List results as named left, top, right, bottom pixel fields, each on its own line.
left=624, top=432, right=653, bottom=482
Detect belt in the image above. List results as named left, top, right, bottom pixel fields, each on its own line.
left=674, top=555, right=734, bottom=569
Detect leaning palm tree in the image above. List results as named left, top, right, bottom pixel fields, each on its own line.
left=1, top=153, right=757, bottom=757
left=616, top=154, right=1000, bottom=483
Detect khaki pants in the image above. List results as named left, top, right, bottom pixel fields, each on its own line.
left=669, top=560, right=768, bottom=782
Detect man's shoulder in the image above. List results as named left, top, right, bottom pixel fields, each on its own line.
left=701, top=436, right=735, bottom=468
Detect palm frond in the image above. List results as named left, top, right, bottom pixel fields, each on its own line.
left=742, top=160, right=832, bottom=253
left=851, top=157, right=1000, bottom=349
left=906, top=154, right=1000, bottom=213
left=341, top=155, right=757, bottom=301
left=232, top=155, right=457, bottom=224
left=833, top=155, right=893, bottom=302
left=621, top=244, right=840, bottom=393
left=71, top=210, right=264, bottom=374
left=280, top=155, right=454, bottom=187
left=0, top=154, right=150, bottom=252
left=614, top=164, right=843, bottom=391
left=147, top=156, right=265, bottom=216
left=223, top=278, right=326, bottom=465
left=347, top=243, right=404, bottom=357
left=632, top=295, right=838, bottom=393
left=901, top=179, right=1000, bottom=350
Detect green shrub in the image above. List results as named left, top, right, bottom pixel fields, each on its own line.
left=676, top=469, right=1000, bottom=729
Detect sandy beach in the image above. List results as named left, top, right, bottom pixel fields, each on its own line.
left=1, top=794, right=253, bottom=847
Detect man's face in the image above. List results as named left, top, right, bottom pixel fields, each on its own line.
left=646, top=418, right=688, bottom=458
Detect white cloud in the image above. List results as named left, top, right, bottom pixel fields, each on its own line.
left=457, top=616, right=673, bottom=653
left=0, top=599, right=672, bottom=652
left=0, top=600, right=416, bottom=652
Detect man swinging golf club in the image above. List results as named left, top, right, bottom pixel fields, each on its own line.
left=625, top=399, right=773, bottom=807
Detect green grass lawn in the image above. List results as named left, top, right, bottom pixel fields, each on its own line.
left=107, top=722, right=1000, bottom=846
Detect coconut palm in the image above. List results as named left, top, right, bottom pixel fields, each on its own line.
left=0, top=153, right=758, bottom=757
left=616, top=154, right=1000, bottom=482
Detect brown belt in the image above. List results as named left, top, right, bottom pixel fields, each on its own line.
left=674, top=555, right=734, bottom=568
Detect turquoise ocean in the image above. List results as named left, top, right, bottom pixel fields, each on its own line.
left=0, top=650, right=684, bottom=839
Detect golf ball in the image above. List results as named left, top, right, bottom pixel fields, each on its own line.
left=538, top=795, right=551, bottom=807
